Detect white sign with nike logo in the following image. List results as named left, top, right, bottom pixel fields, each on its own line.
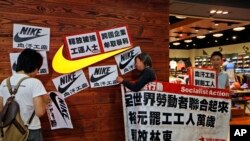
left=47, top=91, right=73, bottom=130
left=88, top=65, right=118, bottom=88
left=52, top=70, right=89, bottom=98
left=13, top=24, right=50, bottom=51
left=9, top=50, right=49, bottom=75
left=114, top=46, right=141, bottom=75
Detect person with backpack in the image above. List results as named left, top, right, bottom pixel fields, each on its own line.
left=0, top=48, right=49, bottom=141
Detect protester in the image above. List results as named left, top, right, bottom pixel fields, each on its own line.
left=0, top=49, right=49, bottom=141
left=116, top=52, right=156, bottom=92
left=210, top=51, right=229, bottom=89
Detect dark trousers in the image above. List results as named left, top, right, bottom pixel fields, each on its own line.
left=27, top=129, right=43, bottom=141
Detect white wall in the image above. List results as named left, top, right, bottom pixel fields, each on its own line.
left=169, top=42, right=250, bottom=66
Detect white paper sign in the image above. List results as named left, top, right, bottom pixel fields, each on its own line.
left=99, top=26, right=131, bottom=52
left=64, top=32, right=101, bottom=59
left=13, top=24, right=50, bottom=51
left=115, top=46, right=141, bottom=75
left=46, top=91, right=73, bottom=130
left=88, top=65, right=118, bottom=88
left=9, top=51, right=49, bottom=75
left=192, top=68, right=217, bottom=88
left=52, top=70, right=89, bottom=98
left=122, top=82, right=231, bottom=141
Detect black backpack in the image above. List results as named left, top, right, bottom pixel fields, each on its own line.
left=0, top=77, right=34, bottom=141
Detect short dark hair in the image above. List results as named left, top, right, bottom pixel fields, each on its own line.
left=211, top=51, right=223, bottom=59
left=135, top=52, right=152, bottom=67
left=16, top=49, right=43, bottom=73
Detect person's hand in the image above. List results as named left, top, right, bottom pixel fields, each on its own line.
left=116, top=76, right=124, bottom=83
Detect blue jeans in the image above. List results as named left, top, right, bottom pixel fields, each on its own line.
left=27, top=129, right=43, bottom=141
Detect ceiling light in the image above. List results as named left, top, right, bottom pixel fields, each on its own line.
left=210, top=10, right=216, bottom=14
left=173, top=42, right=180, bottom=46
left=233, top=26, right=245, bottom=31
left=175, top=15, right=186, bottom=19
left=184, top=39, right=192, bottom=43
left=215, top=40, right=218, bottom=43
left=213, top=33, right=223, bottom=37
left=216, top=10, right=222, bottom=14
left=232, top=36, right=237, bottom=40
left=222, top=11, right=229, bottom=14
left=197, top=35, right=206, bottom=39
left=214, top=23, right=219, bottom=26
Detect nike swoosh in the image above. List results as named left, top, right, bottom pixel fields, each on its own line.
left=119, top=53, right=138, bottom=69
left=52, top=45, right=131, bottom=74
left=14, top=33, right=47, bottom=42
left=12, top=62, right=17, bottom=71
left=90, top=71, right=115, bottom=83
left=58, top=74, right=81, bottom=93
left=50, top=92, right=68, bottom=124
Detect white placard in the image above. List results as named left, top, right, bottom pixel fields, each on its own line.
left=9, top=51, right=49, bottom=75
left=115, top=46, right=141, bottom=75
left=64, top=32, right=101, bottom=59
left=13, top=24, right=50, bottom=51
left=122, top=82, right=231, bottom=141
left=99, top=26, right=131, bottom=52
left=52, top=70, right=89, bottom=98
left=88, top=65, right=118, bottom=88
left=46, top=91, right=73, bottom=130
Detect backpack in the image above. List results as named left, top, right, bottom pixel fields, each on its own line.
left=0, top=77, right=34, bottom=141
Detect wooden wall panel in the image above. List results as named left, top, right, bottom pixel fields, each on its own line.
left=0, top=0, right=169, bottom=140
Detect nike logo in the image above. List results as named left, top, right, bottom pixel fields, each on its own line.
left=50, top=92, right=68, bottom=124
left=14, top=33, right=47, bottom=42
left=12, top=62, right=17, bottom=71
left=58, top=74, right=81, bottom=93
left=119, top=53, right=138, bottom=69
left=90, top=71, right=115, bottom=82
left=52, top=45, right=131, bottom=74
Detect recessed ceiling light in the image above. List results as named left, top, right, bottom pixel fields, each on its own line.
left=184, top=39, right=192, bottom=43
left=175, top=15, right=186, bottom=19
left=197, top=35, right=206, bottom=39
left=210, top=10, right=216, bottom=14
left=213, top=33, right=223, bottom=37
left=232, top=36, right=237, bottom=40
left=233, top=26, right=245, bottom=31
left=222, top=11, right=229, bottom=14
left=215, top=40, right=218, bottom=43
left=214, top=23, right=219, bottom=26
left=216, top=10, right=223, bottom=14
left=173, top=42, right=180, bottom=46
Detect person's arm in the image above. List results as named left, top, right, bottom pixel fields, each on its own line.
left=0, top=97, right=3, bottom=112
left=123, top=69, right=155, bottom=92
left=33, top=95, right=47, bottom=117
left=32, top=79, right=48, bottom=117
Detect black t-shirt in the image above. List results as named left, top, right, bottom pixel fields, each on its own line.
left=122, top=67, right=156, bottom=92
